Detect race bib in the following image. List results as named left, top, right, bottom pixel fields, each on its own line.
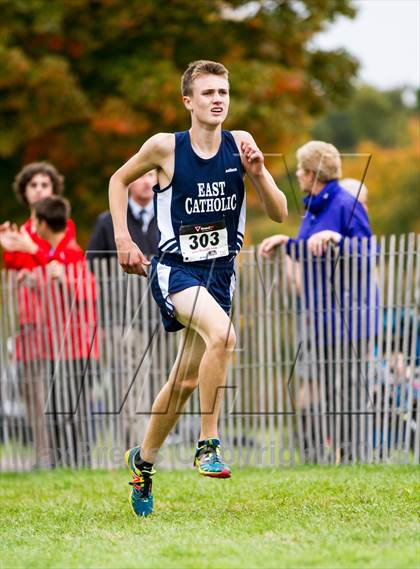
left=179, top=220, right=229, bottom=262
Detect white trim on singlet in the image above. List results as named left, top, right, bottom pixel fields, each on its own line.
left=235, top=194, right=246, bottom=253
left=237, top=193, right=246, bottom=239
left=236, top=238, right=244, bottom=253
left=162, top=240, right=179, bottom=253
left=160, top=237, right=177, bottom=252
left=156, top=186, right=177, bottom=251
left=229, top=272, right=236, bottom=301
left=156, top=262, right=174, bottom=314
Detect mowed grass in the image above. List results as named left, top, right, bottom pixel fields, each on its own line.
left=1, top=465, right=419, bottom=569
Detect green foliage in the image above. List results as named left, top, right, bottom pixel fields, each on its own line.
left=392, top=168, right=420, bottom=233
left=312, top=85, right=412, bottom=150
left=310, top=87, right=420, bottom=237
left=1, top=466, right=419, bottom=568
left=0, top=0, right=358, bottom=244
left=339, top=119, right=420, bottom=236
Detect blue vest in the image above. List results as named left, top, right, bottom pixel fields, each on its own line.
left=153, top=130, right=246, bottom=265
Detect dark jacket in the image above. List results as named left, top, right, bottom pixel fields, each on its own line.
left=86, top=206, right=159, bottom=261
left=86, top=206, right=158, bottom=326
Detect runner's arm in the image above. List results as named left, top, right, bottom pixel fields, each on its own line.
left=109, top=133, right=171, bottom=239
left=109, top=132, right=172, bottom=275
left=232, top=130, right=288, bottom=223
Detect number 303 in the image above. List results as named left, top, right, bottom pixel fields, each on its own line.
left=189, top=232, right=219, bottom=250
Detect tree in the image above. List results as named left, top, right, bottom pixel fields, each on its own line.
left=312, top=85, right=412, bottom=150
left=0, top=0, right=358, bottom=243
left=340, top=118, right=420, bottom=236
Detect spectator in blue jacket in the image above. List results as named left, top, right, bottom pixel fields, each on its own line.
left=259, top=141, right=371, bottom=259
left=259, top=141, right=375, bottom=463
left=259, top=141, right=373, bottom=342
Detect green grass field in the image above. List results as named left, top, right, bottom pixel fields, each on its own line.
left=1, top=465, right=419, bottom=569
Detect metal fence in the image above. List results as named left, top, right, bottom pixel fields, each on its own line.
left=1, top=234, right=419, bottom=471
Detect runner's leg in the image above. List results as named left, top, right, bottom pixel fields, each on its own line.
left=170, top=286, right=236, bottom=441
left=141, top=326, right=205, bottom=463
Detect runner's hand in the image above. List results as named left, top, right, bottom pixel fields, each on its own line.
left=116, top=237, right=150, bottom=277
left=240, top=140, right=264, bottom=176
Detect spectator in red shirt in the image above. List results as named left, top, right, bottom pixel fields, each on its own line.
left=1, top=179, right=97, bottom=467
left=31, top=196, right=98, bottom=467
left=0, top=163, right=76, bottom=467
left=34, top=196, right=84, bottom=266
left=31, top=196, right=98, bottom=360
left=0, top=161, right=76, bottom=271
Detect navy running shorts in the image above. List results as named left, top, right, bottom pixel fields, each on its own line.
left=149, top=254, right=236, bottom=332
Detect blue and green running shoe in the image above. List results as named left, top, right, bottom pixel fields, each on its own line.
left=124, top=446, right=155, bottom=517
left=194, top=438, right=231, bottom=478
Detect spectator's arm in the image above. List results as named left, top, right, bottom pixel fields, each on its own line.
left=286, top=238, right=301, bottom=259
left=307, top=230, right=342, bottom=256
left=1, top=227, right=49, bottom=268
left=258, top=234, right=290, bottom=258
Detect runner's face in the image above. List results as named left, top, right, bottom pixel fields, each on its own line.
left=25, top=173, right=54, bottom=205
left=186, top=74, right=229, bottom=125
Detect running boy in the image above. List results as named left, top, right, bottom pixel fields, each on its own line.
left=109, top=60, right=288, bottom=516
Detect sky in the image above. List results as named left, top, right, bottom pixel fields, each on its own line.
left=314, top=0, right=420, bottom=90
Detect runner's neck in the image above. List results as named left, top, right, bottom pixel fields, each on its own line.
left=189, top=125, right=222, bottom=159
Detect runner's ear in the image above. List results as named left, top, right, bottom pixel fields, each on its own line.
left=183, top=95, right=193, bottom=111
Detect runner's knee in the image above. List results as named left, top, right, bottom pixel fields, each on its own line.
left=208, top=325, right=236, bottom=352
left=172, top=374, right=199, bottom=396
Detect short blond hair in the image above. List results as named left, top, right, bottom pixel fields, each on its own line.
left=181, top=60, right=229, bottom=96
left=296, top=141, right=342, bottom=182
